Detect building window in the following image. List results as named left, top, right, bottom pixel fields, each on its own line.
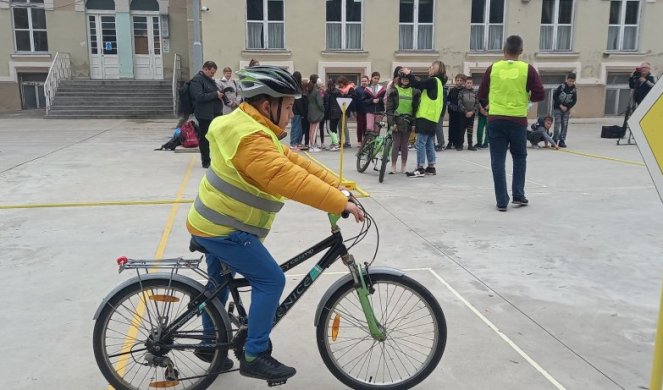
left=537, top=73, right=566, bottom=115
left=605, top=73, right=631, bottom=115
left=540, top=0, right=573, bottom=51
left=470, top=0, right=504, bottom=52
left=326, top=0, right=362, bottom=50
left=607, top=0, right=640, bottom=51
left=19, top=73, right=47, bottom=109
left=12, top=0, right=48, bottom=52
left=399, top=0, right=433, bottom=51
left=246, top=0, right=284, bottom=50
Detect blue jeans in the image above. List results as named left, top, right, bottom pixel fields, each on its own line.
left=290, top=115, right=302, bottom=146
left=415, top=133, right=436, bottom=167
left=194, top=231, right=285, bottom=356
left=488, top=120, right=527, bottom=207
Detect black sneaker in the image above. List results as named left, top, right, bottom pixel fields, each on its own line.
left=406, top=167, right=426, bottom=178
left=512, top=197, right=529, bottom=206
left=468, top=145, right=478, bottom=151
left=559, top=142, right=567, bottom=148
left=445, top=143, right=454, bottom=150
left=456, top=147, right=463, bottom=151
left=496, top=205, right=507, bottom=212
left=435, top=144, right=443, bottom=151
left=193, top=348, right=235, bottom=371
left=424, top=166, right=436, bottom=175
left=240, top=352, right=296, bottom=382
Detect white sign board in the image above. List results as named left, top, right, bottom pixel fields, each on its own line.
left=336, top=97, right=353, bottom=113
left=628, top=79, right=663, bottom=203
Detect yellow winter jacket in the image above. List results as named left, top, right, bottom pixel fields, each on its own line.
left=187, top=102, right=347, bottom=238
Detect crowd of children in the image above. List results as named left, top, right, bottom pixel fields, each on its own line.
left=281, top=68, right=578, bottom=177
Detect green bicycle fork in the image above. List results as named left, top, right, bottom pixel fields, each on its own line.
left=355, top=264, right=386, bottom=341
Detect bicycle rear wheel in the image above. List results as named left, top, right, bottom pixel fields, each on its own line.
left=378, top=137, right=392, bottom=183
left=356, top=134, right=376, bottom=173
left=316, top=273, right=446, bottom=390
left=93, top=278, right=229, bottom=390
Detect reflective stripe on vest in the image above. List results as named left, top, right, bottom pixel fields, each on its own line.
left=205, top=169, right=284, bottom=213
left=488, top=60, right=530, bottom=117
left=187, top=107, right=285, bottom=237
left=416, top=77, right=443, bottom=122
left=193, top=197, right=270, bottom=238
left=395, top=85, right=414, bottom=116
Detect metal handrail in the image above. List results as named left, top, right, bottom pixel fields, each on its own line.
left=44, top=52, right=71, bottom=114
left=172, top=53, right=182, bottom=115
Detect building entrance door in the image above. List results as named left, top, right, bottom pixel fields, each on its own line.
left=88, top=14, right=119, bottom=79
left=132, top=15, right=163, bottom=80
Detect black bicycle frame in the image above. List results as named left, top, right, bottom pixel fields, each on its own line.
left=162, top=230, right=349, bottom=339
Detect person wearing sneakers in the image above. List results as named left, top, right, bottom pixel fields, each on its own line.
left=187, top=65, right=364, bottom=382
left=477, top=35, right=544, bottom=211
left=401, top=60, right=447, bottom=178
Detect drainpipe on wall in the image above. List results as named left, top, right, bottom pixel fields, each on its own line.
left=192, top=0, right=202, bottom=73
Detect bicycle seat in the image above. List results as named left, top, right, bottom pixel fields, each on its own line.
left=189, top=238, right=208, bottom=254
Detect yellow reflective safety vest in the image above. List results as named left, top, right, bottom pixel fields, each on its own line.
left=416, top=77, right=443, bottom=122
left=187, top=108, right=285, bottom=238
left=488, top=60, right=530, bottom=117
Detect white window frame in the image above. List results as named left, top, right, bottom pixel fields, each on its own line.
left=470, top=0, right=505, bottom=52
left=245, top=0, right=285, bottom=50
left=539, top=0, right=575, bottom=52
left=605, top=72, right=632, bottom=116
left=398, top=0, right=434, bottom=51
left=325, top=0, right=363, bottom=51
left=11, top=0, right=48, bottom=53
left=607, top=0, right=641, bottom=52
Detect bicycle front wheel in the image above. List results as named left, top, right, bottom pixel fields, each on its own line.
left=356, top=134, right=376, bottom=173
left=316, top=273, right=446, bottom=390
left=93, top=277, right=229, bottom=390
left=378, top=137, right=392, bottom=183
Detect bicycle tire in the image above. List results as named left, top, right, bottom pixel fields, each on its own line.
left=316, top=273, right=446, bottom=390
left=356, top=134, right=376, bottom=173
left=378, top=137, right=392, bottom=183
left=93, top=278, right=229, bottom=390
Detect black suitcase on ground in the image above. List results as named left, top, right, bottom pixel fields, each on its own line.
left=601, top=125, right=626, bottom=139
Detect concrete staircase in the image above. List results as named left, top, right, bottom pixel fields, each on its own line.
left=47, top=80, right=175, bottom=119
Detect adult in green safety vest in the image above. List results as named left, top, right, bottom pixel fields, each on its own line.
left=477, top=35, right=545, bottom=212
left=386, top=75, right=420, bottom=173
left=187, top=65, right=364, bottom=382
left=399, top=61, right=448, bottom=178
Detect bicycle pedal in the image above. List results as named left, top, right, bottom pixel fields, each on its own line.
left=267, top=378, right=288, bottom=387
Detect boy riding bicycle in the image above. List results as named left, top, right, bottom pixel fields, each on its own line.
left=186, top=66, right=364, bottom=383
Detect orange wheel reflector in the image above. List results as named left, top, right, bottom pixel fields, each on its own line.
left=149, top=380, right=180, bottom=388
left=332, top=313, right=341, bottom=341
left=149, top=295, right=180, bottom=303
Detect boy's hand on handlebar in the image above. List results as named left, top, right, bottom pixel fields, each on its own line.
left=344, top=201, right=365, bottom=223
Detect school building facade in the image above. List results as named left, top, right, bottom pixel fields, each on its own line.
left=200, top=0, right=663, bottom=118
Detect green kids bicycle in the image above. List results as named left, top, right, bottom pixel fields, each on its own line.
left=92, top=193, right=446, bottom=390
left=356, top=113, right=414, bottom=183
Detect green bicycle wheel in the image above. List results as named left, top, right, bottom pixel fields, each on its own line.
left=356, top=134, right=376, bottom=173
left=378, top=136, right=392, bottom=183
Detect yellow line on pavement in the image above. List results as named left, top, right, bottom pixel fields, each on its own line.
left=0, top=199, right=194, bottom=210
left=109, top=155, right=196, bottom=389
left=558, top=149, right=645, bottom=167
left=304, top=151, right=370, bottom=198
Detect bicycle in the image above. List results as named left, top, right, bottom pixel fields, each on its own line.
left=356, top=113, right=414, bottom=183
left=92, top=193, right=447, bottom=390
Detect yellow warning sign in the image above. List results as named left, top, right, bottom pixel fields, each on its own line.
left=628, top=78, right=663, bottom=204
left=638, top=93, right=663, bottom=175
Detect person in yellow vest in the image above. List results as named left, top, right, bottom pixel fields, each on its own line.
left=186, top=65, right=364, bottom=382
left=477, top=35, right=545, bottom=212
left=399, top=61, right=447, bottom=177
left=386, top=73, right=420, bottom=173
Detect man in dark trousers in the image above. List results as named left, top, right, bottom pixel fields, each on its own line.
left=190, top=61, right=224, bottom=168
left=477, top=35, right=544, bottom=212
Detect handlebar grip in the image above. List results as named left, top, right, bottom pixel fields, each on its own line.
left=341, top=211, right=350, bottom=219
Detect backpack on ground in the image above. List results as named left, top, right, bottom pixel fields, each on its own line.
left=180, top=120, right=199, bottom=148
left=178, top=80, right=194, bottom=117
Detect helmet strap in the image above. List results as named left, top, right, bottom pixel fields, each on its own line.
left=267, top=97, right=283, bottom=126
